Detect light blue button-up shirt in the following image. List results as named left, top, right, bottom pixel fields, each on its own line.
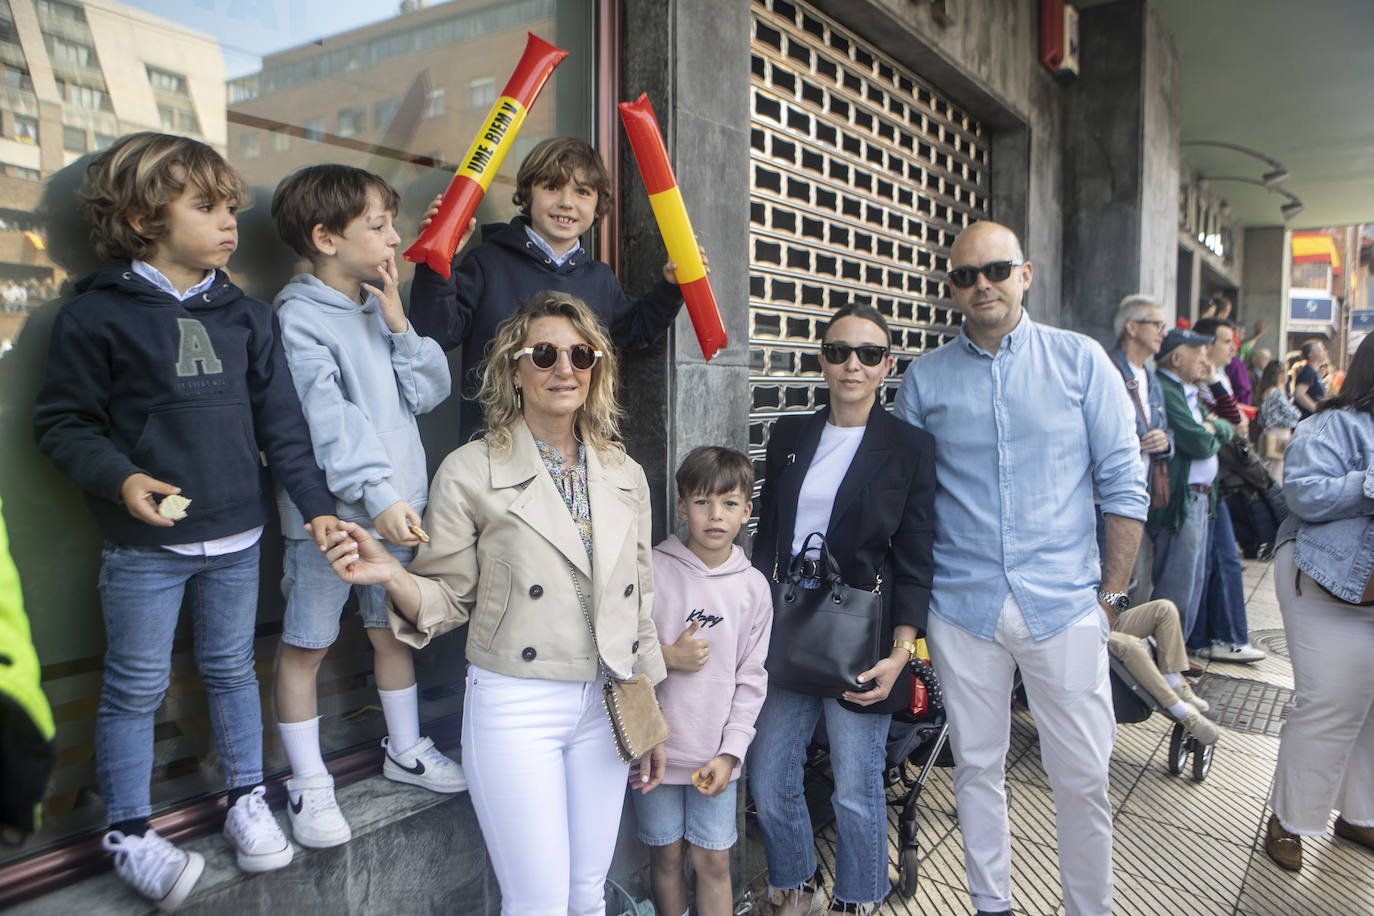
left=893, top=313, right=1147, bottom=641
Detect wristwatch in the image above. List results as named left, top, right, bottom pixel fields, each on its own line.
left=892, top=639, right=918, bottom=657
left=1097, top=589, right=1129, bottom=615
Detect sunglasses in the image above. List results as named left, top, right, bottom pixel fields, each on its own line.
left=1131, top=318, right=1167, bottom=332
left=946, top=259, right=1025, bottom=289
left=820, top=342, right=889, bottom=366
left=511, top=342, right=602, bottom=371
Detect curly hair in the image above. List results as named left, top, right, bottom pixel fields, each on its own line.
left=78, top=132, right=249, bottom=261
left=476, top=291, right=622, bottom=457
left=512, top=137, right=612, bottom=224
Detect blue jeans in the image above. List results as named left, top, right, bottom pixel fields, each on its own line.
left=1148, top=490, right=1211, bottom=639
left=97, top=542, right=264, bottom=823
left=747, top=686, right=890, bottom=906
left=1189, top=501, right=1249, bottom=649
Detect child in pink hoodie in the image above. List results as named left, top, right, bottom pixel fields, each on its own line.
left=630, top=446, right=772, bottom=916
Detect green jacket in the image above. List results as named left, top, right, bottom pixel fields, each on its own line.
left=1148, top=373, right=1233, bottom=532
left=0, top=496, right=56, bottom=834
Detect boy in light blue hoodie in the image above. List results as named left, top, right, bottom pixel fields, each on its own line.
left=269, top=165, right=466, bottom=851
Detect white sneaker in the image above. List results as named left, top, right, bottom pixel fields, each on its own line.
left=223, top=786, right=293, bottom=872
left=1175, top=681, right=1210, bottom=713
left=1209, top=640, right=1266, bottom=663
left=102, top=829, right=204, bottom=911
left=1180, top=709, right=1220, bottom=745
left=285, top=773, right=351, bottom=848
left=382, top=736, right=467, bottom=793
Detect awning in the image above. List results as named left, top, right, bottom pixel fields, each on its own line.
left=1292, top=232, right=1341, bottom=273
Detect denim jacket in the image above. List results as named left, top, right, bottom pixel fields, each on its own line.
left=1276, top=407, right=1374, bottom=603
left=1109, top=344, right=1173, bottom=459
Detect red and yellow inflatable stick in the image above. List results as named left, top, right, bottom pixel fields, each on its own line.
left=403, top=33, right=568, bottom=278
left=618, top=93, right=727, bottom=362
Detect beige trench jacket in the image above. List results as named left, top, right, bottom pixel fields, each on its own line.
left=389, top=419, right=665, bottom=685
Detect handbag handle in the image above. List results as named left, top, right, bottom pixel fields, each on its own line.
left=788, top=531, right=844, bottom=585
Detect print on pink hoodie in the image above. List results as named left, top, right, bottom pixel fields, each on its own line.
left=650, top=534, right=773, bottom=785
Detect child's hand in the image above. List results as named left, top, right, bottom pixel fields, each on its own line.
left=628, top=744, right=667, bottom=794
left=363, top=256, right=408, bottom=334
left=303, top=514, right=340, bottom=552
left=691, top=755, right=737, bottom=797
left=374, top=501, right=421, bottom=546
left=662, top=621, right=709, bottom=672
left=663, top=243, right=709, bottom=286
left=418, top=194, right=443, bottom=232
left=325, top=521, right=405, bottom=587
left=119, top=473, right=180, bottom=527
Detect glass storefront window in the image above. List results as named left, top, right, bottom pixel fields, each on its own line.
left=0, top=0, right=597, bottom=867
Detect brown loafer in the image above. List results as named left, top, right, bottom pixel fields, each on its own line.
left=1266, top=814, right=1302, bottom=871
left=1334, top=816, right=1374, bottom=852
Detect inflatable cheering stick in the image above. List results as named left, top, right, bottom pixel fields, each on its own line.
left=403, top=33, right=568, bottom=278
left=618, top=93, right=727, bottom=361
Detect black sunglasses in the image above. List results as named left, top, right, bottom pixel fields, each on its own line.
left=946, top=259, right=1025, bottom=289
left=511, top=342, right=602, bottom=371
left=820, top=342, right=889, bottom=366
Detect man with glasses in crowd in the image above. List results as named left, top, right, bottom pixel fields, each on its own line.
left=894, top=220, right=1146, bottom=916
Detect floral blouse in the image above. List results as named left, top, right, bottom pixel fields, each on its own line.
left=536, top=438, right=593, bottom=562
left=1259, top=386, right=1302, bottom=431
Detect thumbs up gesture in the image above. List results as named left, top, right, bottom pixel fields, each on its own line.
left=662, top=620, right=710, bottom=672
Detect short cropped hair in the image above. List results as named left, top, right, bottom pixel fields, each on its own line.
left=270, top=164, right=401, bottom=259
left=675, top=446, right=754, bottom=500
left=1192, top=317, right=1235, bottom=339
left=1113, top=294, right=1160, bottom=341
left=1301, top=339, right=1326, bottom=360
left=513, top=137, right=612, bottom=223
left=819, top=301, right=892, bottom=346
left=78, top=132, right=248, bottom=261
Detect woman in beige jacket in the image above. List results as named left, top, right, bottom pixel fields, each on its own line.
left=327, top=291, right=666, bottom=915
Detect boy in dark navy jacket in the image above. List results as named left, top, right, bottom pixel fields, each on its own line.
left=409, top=136, right=695, bottom=440
left=33, top=132, right=336, bottom=910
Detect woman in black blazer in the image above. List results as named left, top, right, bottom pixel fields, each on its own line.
left=747, top=303, right=936, bottom=913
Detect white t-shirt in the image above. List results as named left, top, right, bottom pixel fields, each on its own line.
left=1128, top=362, right=1151, bottom=474
left=790, top=422, right=866, bottom=558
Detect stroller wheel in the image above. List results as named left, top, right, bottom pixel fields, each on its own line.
left=898, top=845, right=919, bottom=897
left=1167, top=724, right=1187, bottom=775
left=1192, top=740, right=1214, bottom=781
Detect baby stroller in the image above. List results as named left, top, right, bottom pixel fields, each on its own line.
left=884, top=655, right=950, bottom=898
left=1108, top=647, right=1215, bottom=781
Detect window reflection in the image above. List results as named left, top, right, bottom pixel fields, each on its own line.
left=0, top=0, right=593, bottom=864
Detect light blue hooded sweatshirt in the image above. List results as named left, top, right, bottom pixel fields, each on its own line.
left=274, top=273, right=450, bottom=536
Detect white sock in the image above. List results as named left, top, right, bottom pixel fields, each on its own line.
left=1164, top=673, right=1183, bottom=688
left=378, top=684, right=420, bottom=755
left=278, top=716, right=327, bottom=778
left=1168, top=701, right=1193, bottom=720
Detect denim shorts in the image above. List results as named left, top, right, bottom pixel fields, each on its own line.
left=281, top=536, right=414, bottom=649
left=631, top=779, right=738, bottom=850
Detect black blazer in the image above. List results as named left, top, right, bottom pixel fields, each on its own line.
left=752, top=400, right=937, bottom=713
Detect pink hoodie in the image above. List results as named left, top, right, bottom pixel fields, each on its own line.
left=651, top=535, right=773, bottom=785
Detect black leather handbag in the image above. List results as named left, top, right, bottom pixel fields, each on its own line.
left=765, top=532, right=884, bottom=697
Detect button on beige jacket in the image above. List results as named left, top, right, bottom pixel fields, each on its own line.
left=388, top=419, right=666, bottom=686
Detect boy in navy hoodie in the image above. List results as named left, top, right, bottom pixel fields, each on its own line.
left=268, top=165, right=464, bottom=852
left=409, top=136, right=693, bottom=440
left=34, top=132, right=337, bottom=910
left=631, top=447, right=772, bottom=916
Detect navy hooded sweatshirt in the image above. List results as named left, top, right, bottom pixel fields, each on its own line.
left=409, top=216, right=684, bottom=439
left=33, top=265, right=334, bottom=547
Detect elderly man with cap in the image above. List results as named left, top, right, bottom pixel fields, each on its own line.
left=1147, top=327, right=1235, bottom=640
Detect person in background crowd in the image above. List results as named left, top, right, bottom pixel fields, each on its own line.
left=1293, top=339, right=1329, bottom=418
left=895, top=221, right=1145, bottom=916
left=1265, top=333, right=1374, bottom=872
left=1257, top=361, right=1301, bottom=480
left=1247, top=347, right=1273, bottom=403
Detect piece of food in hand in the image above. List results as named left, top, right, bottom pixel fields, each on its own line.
left=157, top=494, right=191, bottom=520
left=691, top=767, right=711, bottom=789
left=408, top=523, right=430, bottom=543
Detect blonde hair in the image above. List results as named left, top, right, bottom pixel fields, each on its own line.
left=476, top=291, right=623, bottom=457
left=78, top=132, right=249, bottom=261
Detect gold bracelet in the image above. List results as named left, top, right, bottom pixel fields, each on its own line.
left=892, top=639, right=918, bottom=657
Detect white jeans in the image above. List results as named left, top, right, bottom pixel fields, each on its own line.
left=1272, top=544, right=1374, bottom=834
left=928, top=593, right=1116, bottom=916
left=463, top=665, right=630, bottom=916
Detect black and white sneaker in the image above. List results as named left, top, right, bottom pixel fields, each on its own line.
left=285, top=773, right=351, bottom=848
left=381, top=736, right=467, bottom=793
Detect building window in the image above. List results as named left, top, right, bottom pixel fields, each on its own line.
left=13, top=115, right=37, bottom=143
left=304, top=117, right=326, bottom=142
left=423, top=87, right=445, bottom=118
left=147, top=67, right=189, bottom=96
left=272, top=130, right=291, bottom=152
left=337, top=107, right=365, bottom=138
left=241, top=133, right=260, bottom=159
left=373, top=97, right=400, bottom=130
left=58, top=80, right=111, bottom=112
left=3, top=65, right=32, bottom=92
left=467, top=77, right=495, bottom=109
left=7, top=164, right=40, bottom=180
left=35, top=0, right=87, bottom=23
left=93, top=132, right=116, bottom=150
left=62, top=125, right=86, bottom=153
left=47, top=36, right=96, bottom=70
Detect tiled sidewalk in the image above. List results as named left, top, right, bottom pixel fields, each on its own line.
left=744, top=560, right=1374, bottom=914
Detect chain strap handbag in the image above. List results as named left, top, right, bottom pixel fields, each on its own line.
left=568, top=563, right=670, bottom=764
left=766, top=532, right=884, bottom=697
